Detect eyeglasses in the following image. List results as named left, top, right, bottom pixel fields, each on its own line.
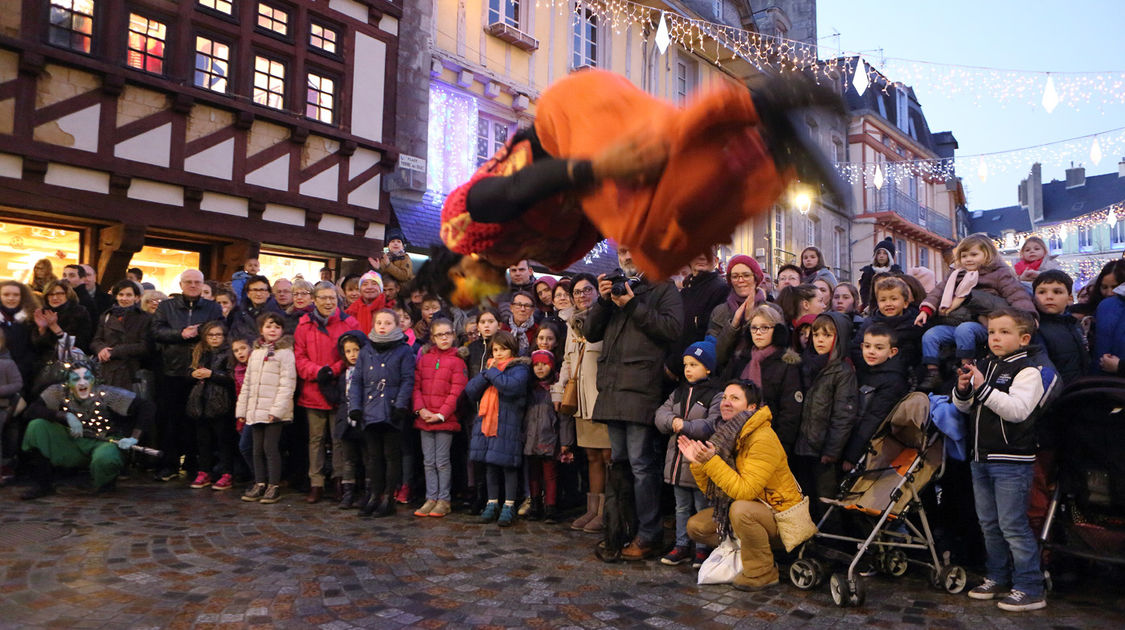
left=247, top=288, right=269, bottom=293
left=730, top=273, right=757, bottom=282
left=432, top=332, right=455, bottom=338
left=512, top=302, right=534, bottom=309
left=573, top=287, right=596, bottom=295
left=46, top=291, right=67, bottom=297
left=314, top=295, right=337, bottom=301
left=205, top=332, right=224, bottom=338
left=750, top=326, right=773, bottom=333
left=294, top=291, right=312, bottom=297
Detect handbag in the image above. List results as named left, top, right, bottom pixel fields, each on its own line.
left=696, top=536, right=743, bottom=585
left=186, top=380, right=232, bottom=420
left=764, top=494, right=819, bottom=552
left=558, top=342, right=584, bottom=416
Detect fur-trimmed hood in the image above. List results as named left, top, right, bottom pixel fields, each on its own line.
left=253, top=335, right=294, bottom=350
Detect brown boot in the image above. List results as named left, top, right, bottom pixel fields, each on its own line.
left=332, top=478, right=343, bottom=502
left=582, top=493, right=606, bottom=533
left=306, top=486, right=323, bottom=504
left=571, top=493, right=598, bottom=530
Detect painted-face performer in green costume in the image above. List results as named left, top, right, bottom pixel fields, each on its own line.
left=20, top=361, right=155, bottom=499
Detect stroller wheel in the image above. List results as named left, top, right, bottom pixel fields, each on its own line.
left=938, top=565, right=967, bottom=594
left=789, top=559, right=819, bottom=590
left=829, top=573, right=866, bottom=607
left=882, top=550, right=909, bottom=577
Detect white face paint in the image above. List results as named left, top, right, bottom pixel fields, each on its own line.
left=68, top=367, right=94, bottom=400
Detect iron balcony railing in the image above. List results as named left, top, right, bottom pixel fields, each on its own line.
left=867, top=184, right=953, bottom=240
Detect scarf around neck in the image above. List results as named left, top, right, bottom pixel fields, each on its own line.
left=705, top=409, right=755, bottom=541
left=741, top=344, right=778, bottom=386
left=507, top=314, right=534, bottom=355
left=478, top=356, right=514, bottom=437
left=1014, top=257, right=1043, bottom=276
left=938, top=269, right=979, bottom=313
left=369, top=327, right=405, bottom=345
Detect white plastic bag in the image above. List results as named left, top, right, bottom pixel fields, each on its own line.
left=696, top=536, right=743, bottom=585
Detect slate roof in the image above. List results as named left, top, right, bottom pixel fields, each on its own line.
left=968, top=205, right=1033, bottom=238
left=836, top=56, right=940, bottom=154
left=1041, top=170, right=1125, bottom=223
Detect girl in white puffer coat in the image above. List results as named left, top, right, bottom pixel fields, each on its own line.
left=236, top=313, right=296, bottom=504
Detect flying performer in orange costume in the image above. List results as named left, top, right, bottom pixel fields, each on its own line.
left=423, top=69, right=845, bottom=307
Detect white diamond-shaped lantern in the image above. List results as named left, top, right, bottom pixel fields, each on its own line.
left=654, top=13, right=670, bottom=55
left=1091, top=138, right=1103, bottom=165
left=873, top=164, right=884, bottom=190
left=1042, top=75, right=1060, bottom=113
left=853, top=58, right=870, bottom=96
left=978, top=160, right=989, bottom=183
left=1058, top=225, right=1068, bottom=241
left=1108, top=209, right=1118, bottom=228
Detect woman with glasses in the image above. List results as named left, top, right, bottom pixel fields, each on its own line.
left=502, top=291, right=539, bottom=357
left=31, top=279, right=93, bottom=369
left=707, top=255, right=766, bottom=375
left=728, top=304, right=804, bottom=456
left=554, top=273, right=611, bottom=533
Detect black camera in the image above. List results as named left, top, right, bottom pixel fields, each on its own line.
left=606, top=268, right=637, bottom=297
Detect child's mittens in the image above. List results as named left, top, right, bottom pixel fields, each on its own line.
left=348, top=409, right=364, bottom=422
left=392, top=407, right=413, bottom=426
left=316, top=365, right=335, bottom=386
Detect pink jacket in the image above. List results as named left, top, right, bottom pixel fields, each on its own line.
left=412, top=345, right=468, bottom=432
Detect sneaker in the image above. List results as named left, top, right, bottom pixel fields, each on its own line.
left=242, top=483, right=266, bottom=502
left=211, top=474, right=233, bottom=490
left=393, top=484, right=411, bottom=504
left=428, top=500, right=451, bottom=517
left=968, top=578, right=1010, bottom=600
left=517, top=496, right=533, bottom=517
left=997, top=590, right=1046, bottom=612
left=414, top=500, right=437, bottom=517
left=479, top=501, right=500, bottom=523
left=498, top=503, right=517, bottom=527
left=661, top=546, right=692, bottom=566
left=154, top=468, right=179, bottom=482
left=259, top=484, right=282, bottom=504
left=190, top=472, right=211, bottom=489
left=692, top=548, right=709, bottom=569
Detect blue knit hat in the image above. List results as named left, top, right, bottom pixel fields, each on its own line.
left=684, top=336, right=718, bottom=373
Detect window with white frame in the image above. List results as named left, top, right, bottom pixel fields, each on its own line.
left=712, top=0, right=723, bottom=21
left=919, top=246, right=929, bottom=268
left=674, top=54, right=697, bottom=105
left=1111, top=221, right=1125, bottom=249
left=488, top=0, right=520, bottom=29
left=309, top=23, right=338, bottom=55
left=252, top=55, right=286, bottom=110
left=126, top=13, right=167, bottom=75
left=475, top=115, right=513, bottom=168
left=194, top=35, right=230, bottom=93
left=1078, top=226, right=1094, bottom=252
left=833, top=138, right=844, bottom=163
left=305, top=72, right=335, bottom=124
left=897, top=239, right=907, bottom=265
left=198, top=0, right=233, bottom=15
left=572, top=5, right=597, bottom=69
left=48, top=0, right=95, bottom=54
left=1049, top=233, right=1064, bottom=253
left=805, top=216, right=818, bottom=248
left=833, top=227, right=844, bottom=271
left=257, top=3, right=289, bottom=37
left=774, top=207, right=786, bottom=255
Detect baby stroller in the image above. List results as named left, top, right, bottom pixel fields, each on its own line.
left=1039, top=376, right=1125, bottom=583
left=789, top=392, right=968, bottom=606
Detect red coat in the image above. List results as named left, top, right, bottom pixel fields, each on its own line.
left=345, top=294, right=387, bottom=336
left=412, top=345, right=468, bottom=432
left=294, top=309, right=361, bottom=409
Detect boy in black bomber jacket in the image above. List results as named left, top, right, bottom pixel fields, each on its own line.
left=953, top=308, right=1057, bottom=613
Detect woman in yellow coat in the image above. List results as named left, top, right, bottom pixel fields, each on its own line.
left=679, top=380, right=803, bottom=591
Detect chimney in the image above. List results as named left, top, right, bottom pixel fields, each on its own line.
left=1027, top=163, right=1043, bottom=223
left=1065, top=162, right=1086, bottom=188
left=1119, top=157, right=1125, bottom=178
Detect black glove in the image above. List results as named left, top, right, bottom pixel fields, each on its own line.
left=349, top=409, right=364, bottom=422
left=392, top=407, right=412, bottom=425
left=316, top=366, right=334, bottom=385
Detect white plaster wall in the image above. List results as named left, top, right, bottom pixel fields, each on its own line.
left=114, top=123, right=171, bottom=167
left=365, top=222, right=385, bottom=240
left=245, top=154, right=290, bottom=190
left=0, top=152, right=20, bottom=178
left=347, top=173, right=380, bottom=209
left=200, top=192, right=249, bottom=217
left=319, top=213, right=354, bottom=235
left=263, top=203, right=305, bottom=226
left=299, top=164, right=339, bottom=200
left=351, top=34, right=386, bottom=142
left=380, top=15, right=399, bottom=35
left=349, top=148, right=381, bottom=177
left=127, top=179, right=184, bottom=206
left=43, top=163, right=109, bottom=193
left=329, top=0, right=368, bottom=22
left=49, top=104, right=101, bottom=153
left=184, top=138, right=235, bottom=180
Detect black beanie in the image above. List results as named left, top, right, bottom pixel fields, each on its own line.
left=874, top=237, right=895, bottom=260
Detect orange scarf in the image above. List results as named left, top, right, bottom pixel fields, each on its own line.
left=478, top=357, right=513, bottom=437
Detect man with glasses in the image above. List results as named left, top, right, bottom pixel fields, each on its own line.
left=150, top=269, right=222, bottom=481
left=294, top=282, right=360, bottom=504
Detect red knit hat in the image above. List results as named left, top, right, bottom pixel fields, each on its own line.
left=726, top=254, right=764, bottom=285
left=531, top=349, right=556, bottom=367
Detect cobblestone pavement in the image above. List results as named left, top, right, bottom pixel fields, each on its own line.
left=0, top=478, right=1122, bottom=629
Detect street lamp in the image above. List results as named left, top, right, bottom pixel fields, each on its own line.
left=793, top=188, right=813, bottom=215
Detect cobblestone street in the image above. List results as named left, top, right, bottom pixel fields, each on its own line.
left=0, top=478, right=1121, bottom=629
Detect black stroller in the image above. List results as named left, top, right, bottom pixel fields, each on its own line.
left=789, top=392, right=968, bottom=606
left=1039, top=376, right=1125, bottom=581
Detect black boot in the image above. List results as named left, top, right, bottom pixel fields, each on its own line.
left=373, top=494, right=395, bottom=518
left=20, top=450, right=54, bottom=501
left=543, top=504, right=561, bottom=524
left=338, top=483, right=357, bottom=509
left=358, top=489, right=377, bottom=517
left=526, top=496, right=545, bottom=521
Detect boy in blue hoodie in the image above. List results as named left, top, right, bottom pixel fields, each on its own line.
left=1031, top=270, right=1088, bottom=385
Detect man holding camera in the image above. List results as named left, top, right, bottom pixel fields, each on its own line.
left=584, top=245, right=683, bottom=560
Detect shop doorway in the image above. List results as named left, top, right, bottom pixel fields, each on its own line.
left=259, top=251, right=328, bottom=286
left=0, top=220, right=82, bottom=290
left=130, top=240, right=205, bottom=295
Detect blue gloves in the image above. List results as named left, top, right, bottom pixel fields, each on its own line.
left=116, top=437, right=138, bottom=451
left=65, top=413, right=83, bottom=438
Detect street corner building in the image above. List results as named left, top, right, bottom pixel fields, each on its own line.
left=0, top=0, right=401, bottom=287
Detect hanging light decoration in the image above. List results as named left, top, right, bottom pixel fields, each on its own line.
left=1108, top=208, right=1118, bottom=228
left=1042, top=75, right=1060, bottom=113
left=852, top=57, right=869, bottom=96
left=978, top=160, right=989, bottom=183
left=872, top=164, right=884, bottom=190
left=1091, top=138, right=1103, bottom=165
left=654, top=12, right=670, bottom=55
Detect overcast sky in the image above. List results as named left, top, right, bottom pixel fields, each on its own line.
left=817, top=0, right=1125, bottom=212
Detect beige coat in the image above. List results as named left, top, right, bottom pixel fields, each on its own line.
left=236, top=337, right=297, bottom=425
left=553, top=309, right=603, bottom=420
left=381, top=254, right=414, bottom=283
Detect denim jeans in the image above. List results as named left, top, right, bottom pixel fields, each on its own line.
left=922, top=322, right=987, bottom=364
left=419, top=430, right=454, bottom=502
left=608, top=422, right=663, bottom=544
left=970, top=461, right=1043, bottom=596
left=673, top=485, right=709, bottom=548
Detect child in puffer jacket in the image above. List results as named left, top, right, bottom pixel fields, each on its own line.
left=411, top=318, right=467, bottom=518
left=237, top=313, right=296, bottom=505
left=654, top=338, right=722, bottom=568
left=331, top=330, right=367, bottom=509
left=522, top=350, right=575, bottom=523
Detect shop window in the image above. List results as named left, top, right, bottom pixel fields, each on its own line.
left=48, top=0, right=95, bottom=54
left=259, top=252, right=326, bottom=287
left=130, top=245, right=202, bottom=295
left=253, top=55, right=287, bottom=110
left=0, top=222, right=82, bottom=288
left=475, top=115, right=512, bottom=168
left=309, top=23, right=338, bottom=55
left=126, top=13, right=167, bottom=75
left=257, top=3, right=289, bottom=37
left=194, top=35, right=230, bottom=93
left=198, top=0, right=234, bottom=16
left=305, top=72, right=336, bottom=124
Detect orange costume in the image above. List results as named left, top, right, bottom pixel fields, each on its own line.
left=440, top=69, right=792, bottom=279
